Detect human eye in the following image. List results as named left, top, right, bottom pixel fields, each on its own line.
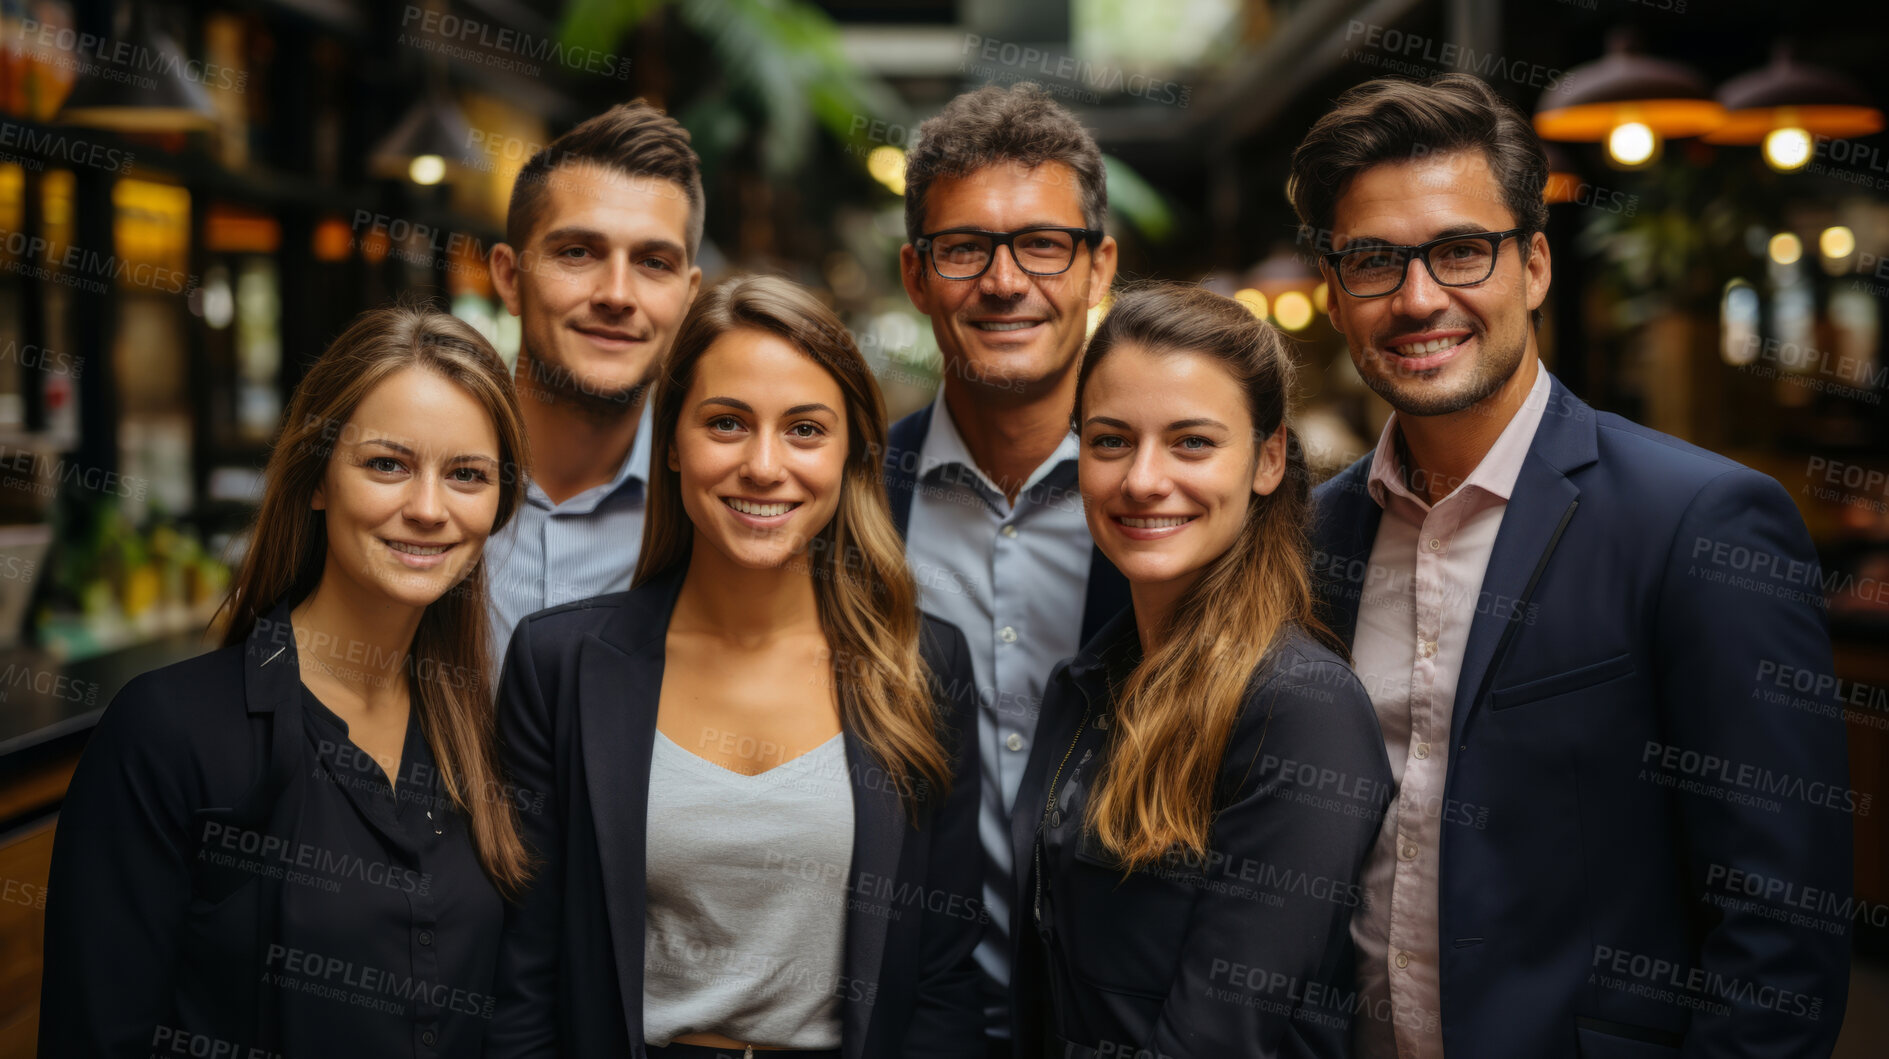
left=449, top=465, right=492, bottom=484
left=1175, top=435, right=1215, bottom=453
left=789, top=421, right=827, bottom=440
left=363, top=455, right=406, bottom=474
left=1087, top=433, right=1129, bottom=453
left=708, top=414, right=743, bottom=433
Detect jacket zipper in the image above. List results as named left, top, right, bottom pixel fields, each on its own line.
left=1034, top=679, right=1094, bottom=926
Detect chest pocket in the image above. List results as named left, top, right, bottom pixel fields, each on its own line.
left=1060, top=824, right=1199, bottom=999
left=1488, top=652, right=1636, bottom=711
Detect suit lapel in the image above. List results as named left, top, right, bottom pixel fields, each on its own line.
left=1078, top=546, right=1132, bottom=645
left=577, top=566, right=685, bottom=1049
left=841, top=732, right=905, bottom=1058
left=1449, top=377, right=1599, bottom=750
left=884, top=402, right=933, bottom=538
left=1311, top=459, right=1384, bottom=651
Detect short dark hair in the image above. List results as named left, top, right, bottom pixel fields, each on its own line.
left=504, top=100, right=704, bottom=258
left=903, top=83, right=1106, bottom=245
left=1287, top=74, right=1548, bottom=256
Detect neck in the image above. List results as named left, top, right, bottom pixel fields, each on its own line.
left=1128, top=575, right=1195, bottom=657
left=940, top=367, right=1078, bottom=505
left=670, top=538, right=824, bottom=647
left=516, top=346, right=645, bottom=505
left=289, top=572, right=422, bottom=708
left=1397, top=352, right=1540, bottom=506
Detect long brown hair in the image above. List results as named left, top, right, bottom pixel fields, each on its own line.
left=635, top=274, right=954, bottom=810
left=216, top=302, right=533, bottom=896
left=1073, top=281, right=1339, bottom=869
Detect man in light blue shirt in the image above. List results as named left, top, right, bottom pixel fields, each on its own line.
left=483, top=101, right=705, bottom=666
left=883, top=83, right=1127, bottom=1056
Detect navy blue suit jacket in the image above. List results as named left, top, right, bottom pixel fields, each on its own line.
left=1309, top=373, right=1852, bottom=1058
left=487, top=563, right=985, bottom=1058
left=881, top=401, right=1131, bottom=646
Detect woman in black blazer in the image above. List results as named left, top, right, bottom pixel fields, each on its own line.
left=1009, top=283, right=1393, bottom=1058
left=39, top=305, right=534, bottom=1058
left=488, top=275, right=982, bottom=1059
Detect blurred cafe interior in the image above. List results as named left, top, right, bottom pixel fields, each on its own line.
left=0, top=0, right=1885, bottom=1053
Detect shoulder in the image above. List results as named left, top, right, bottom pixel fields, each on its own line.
left=1312, top=454, right=1373, bottom=505
left=101, top=644, right=248, bottom=740
left=511, top=592, right=631, bottom=649
left=1590, top=412, right=1783, bottom=507
left=1230, top=629, right=1382, bottom=763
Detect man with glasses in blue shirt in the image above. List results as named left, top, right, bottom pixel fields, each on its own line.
left=884, top=82, right=1128, bottom=1058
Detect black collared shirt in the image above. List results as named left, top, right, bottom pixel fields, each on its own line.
left=275, top=685, right=503, bottom=1058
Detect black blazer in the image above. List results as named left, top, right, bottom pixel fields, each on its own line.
left=487, top=562, right=986, bottom=1058
left=882, top=401, right=1131, bottom=646
left=1009, top=608, right=1391, bottom=1058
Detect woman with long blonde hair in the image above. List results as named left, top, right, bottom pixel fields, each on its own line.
left=489, top=274, right=983, bottom=1059
left=1009, top=282, right=1392, bottom=1057
left=41, top=303, right=533, bottom=1058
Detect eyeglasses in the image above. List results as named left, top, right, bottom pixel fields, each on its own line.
left=916, top=226, right=1103, bottom=280
left=1322, top=228, right=1528, bottom=298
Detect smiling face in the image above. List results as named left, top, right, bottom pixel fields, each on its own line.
left=1324, top=149, right=1550, bottom=418
left=491, top=161, right=704, bottom=413
left=312, top=368, right=503, bottom=612
left=900, top=160, right=1116, bottom=399
left=668, top=329, right=850, bottom=571
left=1079, top=342, right=1285, bottom=597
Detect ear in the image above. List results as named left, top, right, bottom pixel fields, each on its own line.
left=898, top=243, right=931, bottom=315
left=311, top=484, right=326, bottom=511
left=683, top=263, right=704, bottom=315
left=1524, top=230, right=1552, bottom=314
left=666, top=442, right=679, bottom=472
left=1252, top=424, right=1288, bottom=497
left=1085, top=234, right=1119, bottom=307
left=1320, top=261, right=1349, bottom=340
left=490, top=242, right=524, bottom=317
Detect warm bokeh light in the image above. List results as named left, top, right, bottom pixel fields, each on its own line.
left=1768, top=231, right=1803, bottom=266
left=1312, top=282, right=1329, bottom=314
left=867, top=146, right=906, bottom=195
left=1606, top=122, right=1658, bottom=167
left=1762, top=127, right=1813, bottom=171
left=1819, top=225, right=1856, bottom=261
left=1233, top=288, right=1269, bottom=319
left=408, top=154, right=446, bottom=185
left=1273, top=290, right=1314, bottom=331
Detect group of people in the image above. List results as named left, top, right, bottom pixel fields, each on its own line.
left=38, top=71, right=1853, bottom=1059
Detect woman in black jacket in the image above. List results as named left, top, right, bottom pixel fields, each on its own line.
left=487, top=275, right=983, bottom=1059
left=1009, top=282, right=1392, bottom=1058
left=39, top=305, right=534, bottom=1058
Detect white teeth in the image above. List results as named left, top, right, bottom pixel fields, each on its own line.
left=726, top=498, right=796, bottom=517
left=1121, top=516, right=1192, bottom=529
left=1396, top=336, right=1464, bottom=356
left=973, top=320, right=1037, bottom=331
left=387, top=541, right=449, bottom=555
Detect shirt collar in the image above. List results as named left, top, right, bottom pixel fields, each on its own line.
left=915, top=388, right=1080, bottom=500
left=525, top=401, right=653, bottom=511
left=1365, top=358, right=1549, bottom=511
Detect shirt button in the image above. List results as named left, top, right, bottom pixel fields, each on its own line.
left=1006, top=733, right=1025, bottom=752
left=1002, top=524, right=1019, bottom=538
left=1395, top=952, right=1411, bottom=969
left=418, top=929, right=434, bottom=946
left=1427, top=537, right=1443, bottom=551
left=1400, top=841, right=1418, bottom=861
left=422, top=1029, right=437, bottom=1047
left=1418, top=638, right=1437, bottom=659
left=1414, top=743, right=1430, bottom=760
left=999, top=626, right=1018, bottom=644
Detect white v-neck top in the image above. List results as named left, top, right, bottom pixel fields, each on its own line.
left=642, top=730, right=854, bottom=1048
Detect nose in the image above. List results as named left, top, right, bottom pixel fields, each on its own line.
left=592, top=253, right=637, bottom=315
left=977, top=242, right=1031, bottom=301
left=1390, top=255, right=1449, bottom=319
left=404, top=473, right=449, bottom=527
left=741, top=431, right=787, bottom=487
left=1121, top=441, right=1171, bottom=503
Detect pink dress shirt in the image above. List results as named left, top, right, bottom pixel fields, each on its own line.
left=1349, top=362, right=1550, bottom=1058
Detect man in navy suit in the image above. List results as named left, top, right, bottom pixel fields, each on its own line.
left=1295, top=74, right=1852, bottom=1057
left=881, top=83, right=1129, bottom=1057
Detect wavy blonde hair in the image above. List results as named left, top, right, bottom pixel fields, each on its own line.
left=1074, top=282, right=1341, bottom=869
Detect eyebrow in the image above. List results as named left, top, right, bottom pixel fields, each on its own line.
left=1341, top=222, right=1491, bottom=249
left=360, top=438, right=497, bottom=464
left=698, top=397, right=838, bottom=417
left=537, top=227, right=686, bottom=258
left=1083, top=416, right=1230, bottom=432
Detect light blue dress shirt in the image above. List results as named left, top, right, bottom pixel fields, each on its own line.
left=902, top=391, right=1094, bottom=1039
left=484, top=407, right=653, bottom=676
